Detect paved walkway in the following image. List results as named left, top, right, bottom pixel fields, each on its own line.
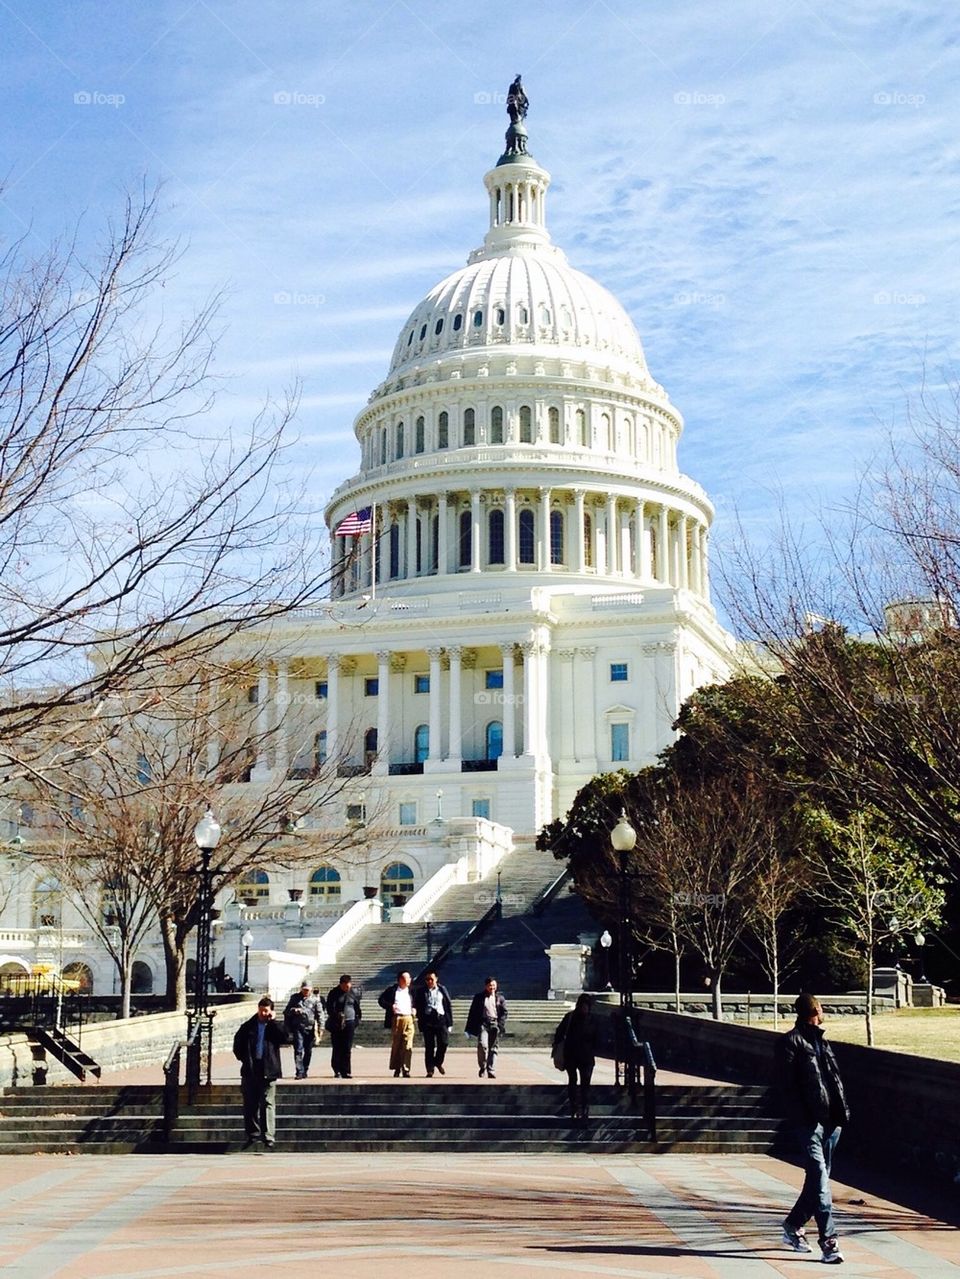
left=1, top=1149, right=957, bottom=1277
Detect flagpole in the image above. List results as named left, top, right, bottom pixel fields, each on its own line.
left=369, top=502, right=377, bottom=601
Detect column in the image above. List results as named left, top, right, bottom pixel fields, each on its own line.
left=501, top=643, right=516, bottom=757
left=679, top=514, right=689, bottom=590
left=595, top=499, right=607, bottom=576
left=573, top=489, right=585, bottom=573
left=427, top=647, right=443, bottom=760
left=538, top=487, right=551, bottom=571
left=631, top=500, right=644, bottom=579
left=275, top=662, right=289, bottom=777
left=470, top=490, right=482, bottom=573
left=437, top=492, right=449, bottom=575
left=520, top=641, right=535, bottom=757
left=692, top=520, right=703, bottom=595
left=504, top=488, right=517, bottom=571
left=447, top=645, right=462, bottom=763
left=406, top=497, right=418, bottom=579
left=374, top=650, right=391, bottom=774
left=619, top=504, right=631, bottom=579
left=556, top=648, right=575, bottom=764
left=657, top=504, right=669, bottom=583
left=606, top=493, right=618, bottom=574
left=701, top=526, right=710, bottom=596
left=253, top=667, right=270, bottom=775
left=326, top=655, right=341, bottom=766
left=577, top=646, right=598, bottom=769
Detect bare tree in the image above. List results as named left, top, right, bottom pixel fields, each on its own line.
left=34, top=668, right=368, bottom=1011
left=0, top=186, right=338, bottom=789
left=807, top=806, right=944, bottom=1046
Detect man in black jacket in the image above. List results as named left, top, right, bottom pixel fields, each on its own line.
left=465, top=976, right=507, bottom=1078
left=413, top=970, right=453, bottom=1077
left=775, top=993, right=850, bottom=1265
left=233, top=996, right=290, bottom=1149
left=325, top=974, right=362, bottom=1078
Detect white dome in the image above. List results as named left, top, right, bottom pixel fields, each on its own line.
left=387, top=252, right=650, bottom=379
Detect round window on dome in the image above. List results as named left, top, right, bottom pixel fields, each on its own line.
left=495, top=307, right=505, bottom=326
left=435, top=318, right=444, bottom=335
left=453, top=314, right=463, bottom=331
left=419, top=324, right=427, bottom=341
left=473, top=310, right=483, bottom=328
left=407, top=331, right=414, bottom=346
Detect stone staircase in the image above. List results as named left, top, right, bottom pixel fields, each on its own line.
left=0, top=1085, right=164, bottom=1153
left=0, top=1081, right=780, bottom=1154
left=306, top=842, right=594, bottom=1000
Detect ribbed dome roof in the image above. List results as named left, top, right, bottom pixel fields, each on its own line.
left=387, top=252, right=649, bottom=378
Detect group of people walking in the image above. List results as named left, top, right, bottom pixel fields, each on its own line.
left=233, top=976, right=850, bottom=1263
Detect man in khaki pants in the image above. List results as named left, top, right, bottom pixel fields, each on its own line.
left=379, top=970, right=415, bottom=1077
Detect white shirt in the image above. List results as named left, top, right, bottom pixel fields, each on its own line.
left=393, top=986, right=413, bottom=1016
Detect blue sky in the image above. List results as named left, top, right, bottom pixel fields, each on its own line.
left=2, top=1, right=957, bottom=585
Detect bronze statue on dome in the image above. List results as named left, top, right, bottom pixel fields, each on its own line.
left=507, top=74, right=528, bottom=124
left=502, top=74, right=529, bottom=159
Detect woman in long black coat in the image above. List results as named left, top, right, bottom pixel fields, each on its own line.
left=553, top=993, right=598, bottom=1122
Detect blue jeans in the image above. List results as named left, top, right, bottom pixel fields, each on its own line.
left=291, top=1026, right=315, bottom=1078
left=785, top=1122, right=841, bottom=1243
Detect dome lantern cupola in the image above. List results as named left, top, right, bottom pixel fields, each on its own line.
left=474, top=73, right=553, bottom=261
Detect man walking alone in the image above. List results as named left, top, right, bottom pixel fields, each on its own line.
left=232, top=996, right=289, bottom=1149
left=776, top=993, right=849, bottom=1264
left=465, top=976, right=507, bottom=1078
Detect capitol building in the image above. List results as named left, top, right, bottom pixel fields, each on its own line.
left=0, top=90, right=735, bottom=997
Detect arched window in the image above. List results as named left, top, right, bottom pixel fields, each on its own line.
left=584, top=512, right=593, bottom=567
left=415, top=416, right=425, bottom=453
left=380, top=428, right=388, bottom=465
left=236, top=868, right=270, bottom=901
left=32, top=876, right=61, bottom=928
left=549, top=406, right=561, bottom=443
left=131, top=960, right=153, bottom=994
left=396, top=421, right=404, bottom=458
left=414, top=724, right=429, bottom=763
left=309, top=864, right=342, bottom=900
left=490, top=405, right=503, bottom=444
left=434, top=318, right=443, bottom=336
left=517, top=304, right=529, bottom=324
left=364, top=727, right=378, bottom=765
left=381, top=861, right=415, bottom=903
left=463, top=407, right=475, bottom=446
left=601, top=413, right=612, bottom=450
left=485, top=720, right=503, bottom=760
left=488, top=509, right=505, bottom=564
left=453, top=314, right=463, bottom=331
left=577, top=408, right=588, bottom=447
left=473, top=309, right=483, bottom=328
left=519, top=405, right=533, bottom=443
left=389, top=523, right=400, bottom=578
left=62, top=962, right=93, bottom=994
left=550, top=509, right=564, bottom=564
left=495, top=306, right=505, bottom=325
left=541, top=306, right=552, bottom=325
left=518, top=509, right=535, bottom=564
left=459, top=509, right=472, bottom=568
left=438, top=410, right=449, bottom=449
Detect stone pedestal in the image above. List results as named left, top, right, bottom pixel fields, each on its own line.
left=912, top=982, right=946, bottom=1007
left=546, top=943, right=590, bottom=999
left=874, top=966, right=913, bottom=1007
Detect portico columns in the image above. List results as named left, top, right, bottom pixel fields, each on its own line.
left=657, top=505, right=669, bottom=583
left=326, top=655, right=341, bottom=765
left=275, top=662, right=289, bottom=777
left=447, top=645, right=463, bottom=763
left=501, top=643, right=516, bottom=757
left=373, top=650, right=391, bottom=774
left=679, top=514, right=689, bottom=590
left=253, top=668, right=270, bottom=777
left=606, top=493, right=619, bottom=575
left=538, top=487, right=551, bottom=571
left=427, top=647, right=443, bottom=760
left=406, top=498, right=418, bottom=578
left=578, top=646, right=598, bottom=771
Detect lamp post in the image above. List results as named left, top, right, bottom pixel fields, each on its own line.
left=187, top=808, right=221, bottom=1093
left=610, top=810, right=638, bottom=1095
left=424, top=911, right=434, bottom=964
left=241, top=929, right=254, bottom=991
left=599, top=929, right=613, bottom=990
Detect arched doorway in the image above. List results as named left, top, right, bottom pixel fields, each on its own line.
left=131, top=960, right=153, bottom=994
left=62, top=961, right=93, bottom=994
left=380, top=861, right=415, bottom=907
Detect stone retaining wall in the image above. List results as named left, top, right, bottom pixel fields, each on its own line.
left=0, top=1001, right=258, bottom=1089
left=635, top=1006, right=960, bottom=1183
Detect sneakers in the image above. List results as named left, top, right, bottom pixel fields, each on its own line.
left=782, top=1225, right=812, bottom=1254
left=820, top=1237, right=844, bottom=1265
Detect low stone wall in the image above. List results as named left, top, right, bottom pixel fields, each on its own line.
left=0, top=1000, right=258, bottom=1089
left=635, top=1007, right=960, bottom=1183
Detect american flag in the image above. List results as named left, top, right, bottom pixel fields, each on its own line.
left=334, top=507, right=373, bottom=537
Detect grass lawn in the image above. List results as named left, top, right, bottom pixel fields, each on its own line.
left=760, top=1007, right=960, bottom=1062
